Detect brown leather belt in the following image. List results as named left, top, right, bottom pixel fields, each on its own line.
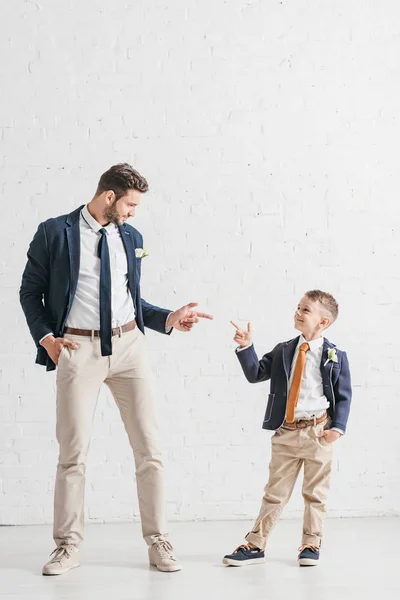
left=283, top=410, right=328, bottom=430
left=64, top=319, right=137, bottom=338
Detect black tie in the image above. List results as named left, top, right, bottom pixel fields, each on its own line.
left=97, top=228, right=112, bottom=356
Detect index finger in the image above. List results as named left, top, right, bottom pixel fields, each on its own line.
left=230, top=320, right=240, bottom=330
left=196, top=312, right=213, bottom=320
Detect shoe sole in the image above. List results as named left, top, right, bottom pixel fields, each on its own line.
left=298, top=558, right=318, bottom=567
left=222, top=557, right=266, bottom=567
left=42, top=562, right=81, bottom=576
left=150, top=562, right=182, bottom=572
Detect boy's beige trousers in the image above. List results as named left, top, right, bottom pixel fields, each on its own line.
left=245, top=419, right=333, bottom=550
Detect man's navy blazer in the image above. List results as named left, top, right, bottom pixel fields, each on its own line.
left=236, top=337, right=352, bottom=433
left=20, top=205, right=171, bottom=371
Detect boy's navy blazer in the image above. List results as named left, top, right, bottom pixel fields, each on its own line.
left=20, top=205, right=171, bottom=371
left=236, top=337, right=352, bottom=433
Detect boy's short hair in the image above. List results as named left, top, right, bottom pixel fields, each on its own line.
left=305, top=289, right=339, bottom=323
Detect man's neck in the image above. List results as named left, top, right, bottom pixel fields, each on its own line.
left=87, top=200, right=109, bottom=227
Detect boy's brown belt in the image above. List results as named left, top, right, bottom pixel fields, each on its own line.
left=283, top=410, right=328, bottom=430
left=64, top=319, right=137, bottom=338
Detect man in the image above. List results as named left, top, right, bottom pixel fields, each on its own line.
left=20, top=163, right=212, bottom=575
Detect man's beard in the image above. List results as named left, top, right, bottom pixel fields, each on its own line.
left=103, top=201, right=122, bottom=226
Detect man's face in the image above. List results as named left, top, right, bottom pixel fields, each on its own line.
left=294, top=296, right=329, bottom=336
left=104, top=189, right=141, bottom=226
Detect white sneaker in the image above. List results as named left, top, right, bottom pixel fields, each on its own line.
left=42, top=545, right=80, bottom=576
left=148, top=540, right=182, bottom=572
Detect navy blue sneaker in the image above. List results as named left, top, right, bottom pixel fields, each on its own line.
left=223, top=544, right=265, bottom=567
left=298, top=546, right=320, bottom=566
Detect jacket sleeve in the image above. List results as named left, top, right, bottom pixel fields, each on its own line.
left=331, top=351, right=352, bottom=432
left=236, top=343, right=280, bottom=383
left=19, top=222, right=53, bottom=345
left=135, top=231, right=173, bottom=335
left=141, top=299, right=173, bottom=335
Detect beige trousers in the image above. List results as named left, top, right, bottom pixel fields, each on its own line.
left=54, top=326, right=167, bottom=547
left=245, top=419, right=333, bottom=550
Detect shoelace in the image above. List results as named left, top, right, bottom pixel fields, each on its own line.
left=298, top=545, right=318, bottom=553
left=154, top=540, right=174, bottom=560
left=49, top=545, right=74, bottom=565
left=234, top=544, right=259, bottom=554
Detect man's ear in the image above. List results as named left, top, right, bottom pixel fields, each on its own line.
left=105, top=190, right=115, bottom=205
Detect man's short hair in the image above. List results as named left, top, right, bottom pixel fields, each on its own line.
left=96, top=163, right=149, bottom=199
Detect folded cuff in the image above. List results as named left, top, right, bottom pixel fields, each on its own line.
left=245, top=531, right=266, bottom=551
left=301, top=534, right=321, bottom=548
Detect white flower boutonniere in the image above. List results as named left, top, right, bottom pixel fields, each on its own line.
left=324, top=348, right=338, bottom=367
left=135, top=248, right=149, bottom=259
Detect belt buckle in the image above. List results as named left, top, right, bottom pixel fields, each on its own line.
left=118, top=326, right=123, bottom=338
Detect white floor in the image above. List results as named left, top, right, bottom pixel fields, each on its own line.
left=0, top=518, right=399, bottom=600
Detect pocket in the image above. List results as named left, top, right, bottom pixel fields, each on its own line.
left=57, top=345, right=67, bottom=365
left=316, top=422, right=333, bottom=448
left=319, top=435, right=330, bottom=447
left=263, top=393, right=275, bottom=423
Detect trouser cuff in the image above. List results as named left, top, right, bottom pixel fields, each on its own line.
left=144, top=533, right=169, bottom=547
left=301, top=534, right=321, bottom=548
left=245, top=532, right=266, bottom=551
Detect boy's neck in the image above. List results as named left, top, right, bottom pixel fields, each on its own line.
left=301, top=332, right=324, bottom=342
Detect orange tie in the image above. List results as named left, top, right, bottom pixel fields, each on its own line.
left=285, top=342, right=310, bottom=423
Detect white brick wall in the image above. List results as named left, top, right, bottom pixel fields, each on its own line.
left=1, top=0, right=400, bottom=524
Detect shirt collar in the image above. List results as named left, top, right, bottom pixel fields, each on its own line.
left=299, top=334, right=324, bottom=352
left=81, top=204, right=117, bottom=234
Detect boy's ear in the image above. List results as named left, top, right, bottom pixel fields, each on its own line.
left=320, top=316, right=331, bottom=329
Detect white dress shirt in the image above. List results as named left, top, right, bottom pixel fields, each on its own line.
left=289, top=335, right=328, bottom=420
left=65, top=205, right=135, bottom=329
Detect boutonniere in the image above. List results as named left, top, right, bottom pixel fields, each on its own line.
left=324, top=348, right=338, bottom=366
left=135, top=248, right=149, bottom=259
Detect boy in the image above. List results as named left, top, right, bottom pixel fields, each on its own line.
left=223, top=290, right=351, bottom=567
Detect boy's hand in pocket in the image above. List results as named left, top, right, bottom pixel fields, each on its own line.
left=317, top=429, right=342, bottom=444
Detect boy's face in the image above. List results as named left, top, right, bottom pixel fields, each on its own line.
left=294, top=296, right=330, bottom=338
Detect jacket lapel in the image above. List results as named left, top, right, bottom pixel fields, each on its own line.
left=321, top=338, right=335, bottom=385
left=119, top=224, right=137, bottom=290
left=65, top=206, right=83, bottom=306
left=282, top=337, right=300, bottom=379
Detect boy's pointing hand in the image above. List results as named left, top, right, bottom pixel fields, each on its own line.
left=230, top=320, right=252, bottom=348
